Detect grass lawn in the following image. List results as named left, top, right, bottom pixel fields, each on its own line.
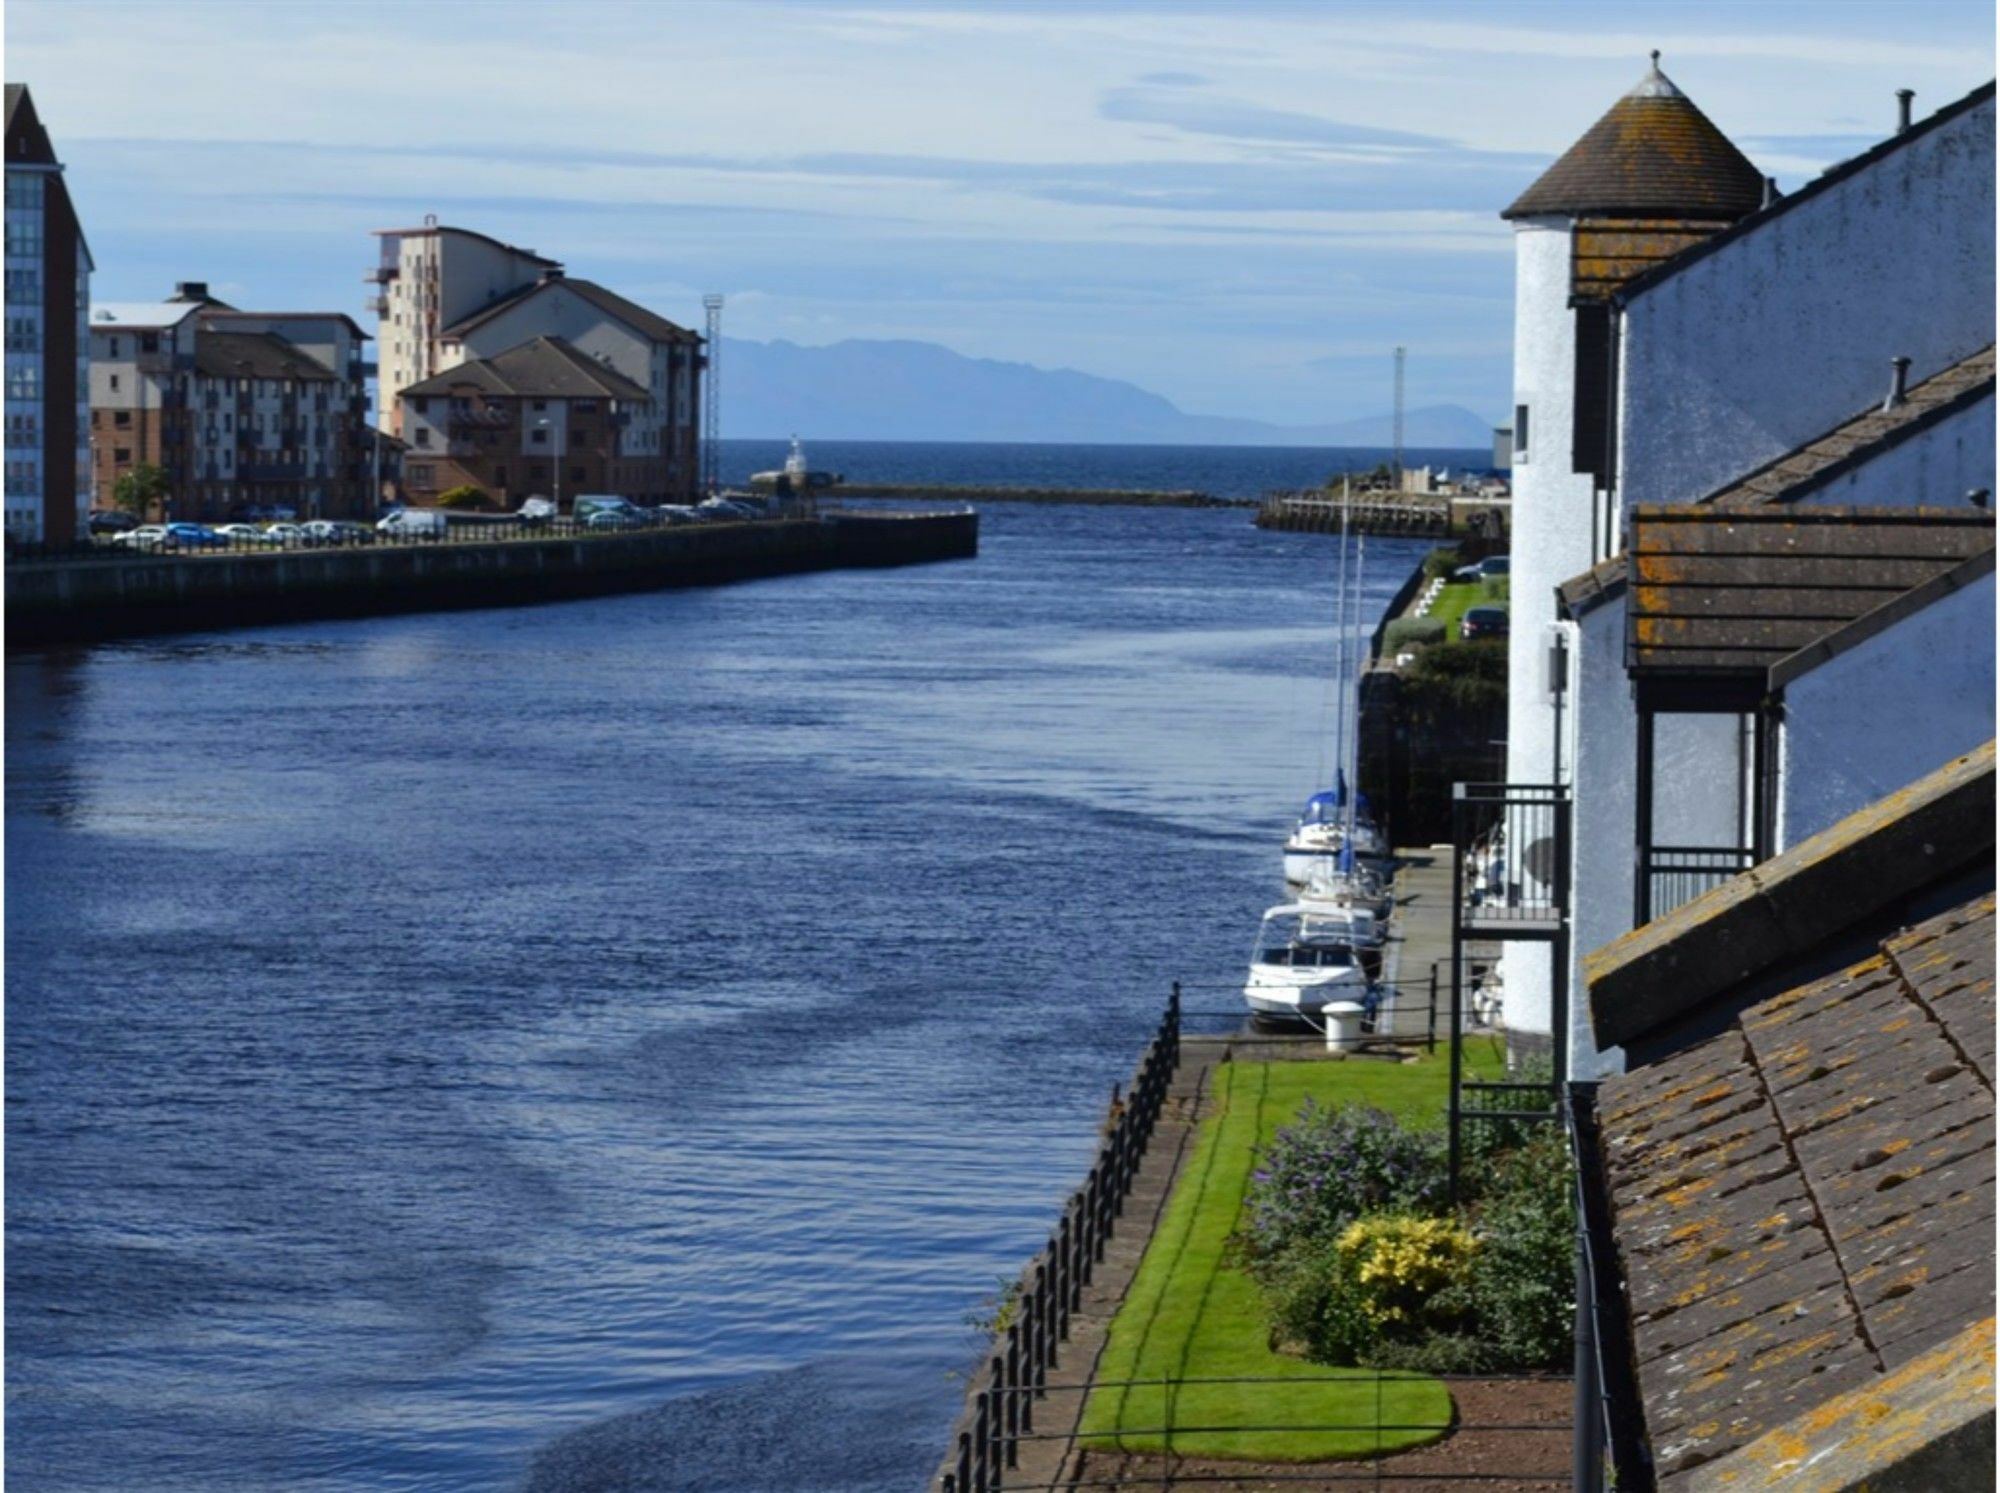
left=1078, top=1042, right=1506, bottom=1462
left=1425, top=581, right=1487, bottom=638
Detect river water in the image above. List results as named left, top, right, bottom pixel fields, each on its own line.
left=6, top=489, right=1425, bottom=1492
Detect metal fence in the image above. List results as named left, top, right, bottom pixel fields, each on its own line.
left=940, top=990, right=1182, bottom=1493
left=964, top=1372, right=1572, bottom=1490
left=2, top=504, right=815, bottom=565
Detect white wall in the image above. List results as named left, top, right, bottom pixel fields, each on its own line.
left=1565, top=599, right=1632, bottom=1078
left=1502, top=216, right=1602, bottom=1042
left=1619, top=98, right=1996, bottom=511
left=1792, top=395, right=1995, bottom=507
left=1780, top=569, right=1996, bottom=845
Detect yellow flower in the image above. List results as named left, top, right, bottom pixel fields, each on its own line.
left=1336, top=1215, right=1479, bottom=1328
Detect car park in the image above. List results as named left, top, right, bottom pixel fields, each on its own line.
left=1460, top=605, right=1509, bottom=641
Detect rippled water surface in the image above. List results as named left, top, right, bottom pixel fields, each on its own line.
left=7, top=492, right=1423, bottom=1491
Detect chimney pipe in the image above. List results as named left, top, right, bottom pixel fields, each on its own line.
left=1896, top=89, right=1915, bottom=132
left=1883, top=356, right=1912, bottom=411
left=1760, top=176, right=1781, bottom=209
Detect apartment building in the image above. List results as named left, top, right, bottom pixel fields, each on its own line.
left=368, top=221, right=702, bottom=505
left=89, top=285, right=375, bottom=520
left=5, top=83, right=91, bottom=543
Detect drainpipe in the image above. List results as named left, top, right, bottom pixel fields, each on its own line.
left=1882, top=356, right=1912, bottom=412
left=1896, top=89, right=1915, bottom=132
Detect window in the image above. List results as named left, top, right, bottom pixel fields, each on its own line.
left=412, top=396, right=429, bottom=414
left=414, top=429, right=431, bottom=447
left=1513, top=404, right=1529, bottom=462
left=408, top=463, right=434, bottom=484
left=107, top=373, right=119, bottom=392
left=114, top=411, right=130, bottom=427
left=107, top=336, right=119, bottom=358
left=113, top=447, right=131, bottom=463
left=574, top=400, right=598, bottom=414
left=140, top=333, right=159, bottom=354
left=494, top=466, right=507, bottom=485
left=531, top=429, right=547, bottom=445
left=532, top=400, right=547, bottom=412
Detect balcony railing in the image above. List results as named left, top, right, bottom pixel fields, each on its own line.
left=1452, top=782, right=1571, bottom=937
left=1640, top=845, right=1755, bottom=924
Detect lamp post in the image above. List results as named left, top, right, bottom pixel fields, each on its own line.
left=536, top=415, right=562, bottom=514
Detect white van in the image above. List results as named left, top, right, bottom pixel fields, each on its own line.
left=376, top=509, right=450, bottom=542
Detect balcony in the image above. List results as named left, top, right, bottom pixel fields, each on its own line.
left=364, top=295, right=388, bottom=316
left=1640, top=845, right=1755, bottom=924
left=1452, top=782, right=1570, bottom=939
left=448, top=407, right=511, bottom=433
left=239, top=462, right=306, bottom=481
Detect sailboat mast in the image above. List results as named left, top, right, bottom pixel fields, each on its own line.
left=1331, top=477, right=1351, bottom=794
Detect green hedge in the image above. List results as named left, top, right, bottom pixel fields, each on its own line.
left=1384, top=617, right=1447, bottom=652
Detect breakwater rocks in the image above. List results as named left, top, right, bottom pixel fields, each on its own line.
left=5, top=510, right=978, bottom=647
left=835, top=483, right=1248, bottom=509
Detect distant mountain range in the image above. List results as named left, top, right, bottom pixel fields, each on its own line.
left=719, top=337, right=1496, bottom=449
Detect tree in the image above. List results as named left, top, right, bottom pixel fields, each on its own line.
left=112, top=463, right=170, bottom=520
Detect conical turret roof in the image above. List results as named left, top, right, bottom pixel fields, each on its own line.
left=1503, top=57, right=1764, bottom=221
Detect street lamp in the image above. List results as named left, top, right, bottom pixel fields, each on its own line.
left=535, top=416, right=562, bottom=514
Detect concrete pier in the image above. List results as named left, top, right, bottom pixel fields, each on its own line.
left=4, top=509, right=977, bottom=647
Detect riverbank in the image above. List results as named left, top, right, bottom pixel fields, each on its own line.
left=4, top=509, right=977, bottom=647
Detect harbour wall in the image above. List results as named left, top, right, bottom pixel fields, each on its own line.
left=4, top=510, right=978, bottom=647
left=829, top=482, right=1248, bottom=508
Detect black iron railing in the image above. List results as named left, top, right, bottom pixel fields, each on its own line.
left=939, top=990, right=1181, bottom=1493
left=1452, top=782, right=1570, bottom=930
left=1638, top=845, right=1754, bottom=924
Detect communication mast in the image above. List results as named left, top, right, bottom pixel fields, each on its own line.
left=702, top=292, right=724, bottom=496
left=1391, top=345, right=1406, bottom=488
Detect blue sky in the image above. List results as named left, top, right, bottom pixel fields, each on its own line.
left=10, top=0, right=1995, bottom=428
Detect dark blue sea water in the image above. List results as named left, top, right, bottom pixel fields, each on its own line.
left=718, top=438, right=1491, bottom=499
left=6, top=448, right=1427, bottom=1493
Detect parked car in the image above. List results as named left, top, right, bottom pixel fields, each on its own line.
left=585, top=509, right=646, bottom=531
left=649, top=505, right=702, bottom=525
left=214, top=523, right=283, bottom=546
left=88, top=510, right=140, bottom=535
left=300, top=520, right=374, bottom=547
left=1460, top=605, right=1509, bottom=641
left=376, top=509, right=450, bottom=542
left=516, top=496, right=559, bottom=526
left=696, top=497, right=759, bottom=522
left=1478, top=554, right=1511, bottom=577
left=263, top=522, right=310, bottom=547
left=574, top=494, right=644, bottom=525
left=112, top=525, right=171, bottom=550
left=164, top=522, right=229, bottom=550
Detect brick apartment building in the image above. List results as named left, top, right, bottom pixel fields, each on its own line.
left=89, top=286, right=377, bottom=520
left=369, top=221, right=701, bottom=506
left=5, top=84, right=92, bottom=543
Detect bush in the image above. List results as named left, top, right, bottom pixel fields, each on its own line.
left=1478, top=576, right=1511, bottom=603
left=1242, top=1102, right=1448, bottom=1272
left=1403, top=639, right=1507, bottom=715
left=1265, top=1233, right=1375, bottom=1364
left=1383, top=617, right=1446, bottom=653
left=1342, top=1215, right=1479, bottom=1333
left=1420, top=547, right=1465, bottom=582
left=1449, top=1127, right=1576, bottom=1369
left=435, top=484, right=487, bottom=509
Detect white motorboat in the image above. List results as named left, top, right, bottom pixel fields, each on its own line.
left=1282, top=788, right=1391, bottom=889
left=1243, top=903, right=1373, bottom=1022
left=1297, top=859, right=1394, bottom=927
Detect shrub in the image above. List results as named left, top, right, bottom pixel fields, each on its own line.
left=1478, top=576, right=1511, bottom=603
left=435, top=484, right=487, bottom=509
left=1341, top=1215, right=1480, bottom=1333
left=1265, top=1233, right=1375, bottom=1364
left=1383, top=617, right=1446, bottom=653
left=1403, top=639, right=1506, bottom=716
left=1420, top=546, right=1465, bottom=582
left=1450, top=1127, right=1576, bottom=1369
left=1243, top=1102, right=1448, bottom=1272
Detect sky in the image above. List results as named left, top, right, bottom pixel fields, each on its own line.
left=9, top=0, right=1995, bottom=429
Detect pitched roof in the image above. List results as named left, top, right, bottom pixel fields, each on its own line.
left=1706, top=346, right=1997, bottom=509
left=1615, top=81, right=1998, bottom=304
left=441, top=275, right=698, bottom=345
left=193, top=331, right=336, bottom=382
left=1557, top=553, right=1628, bottom=619
left=1592, top=887, right=1994, bottom=1485
left=400, top=335, right=651, bottom=402
left=1502, top=60, right=1765, bottom=222
left=369, top=224, right=560, bottom=268
left=200, top=309, right=373, bottom=341
left=1626, top=506, right=1995, bottom=675
left=5, top=82, right=55, bottom=166
left=90, top=301, right=206, bottom=330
